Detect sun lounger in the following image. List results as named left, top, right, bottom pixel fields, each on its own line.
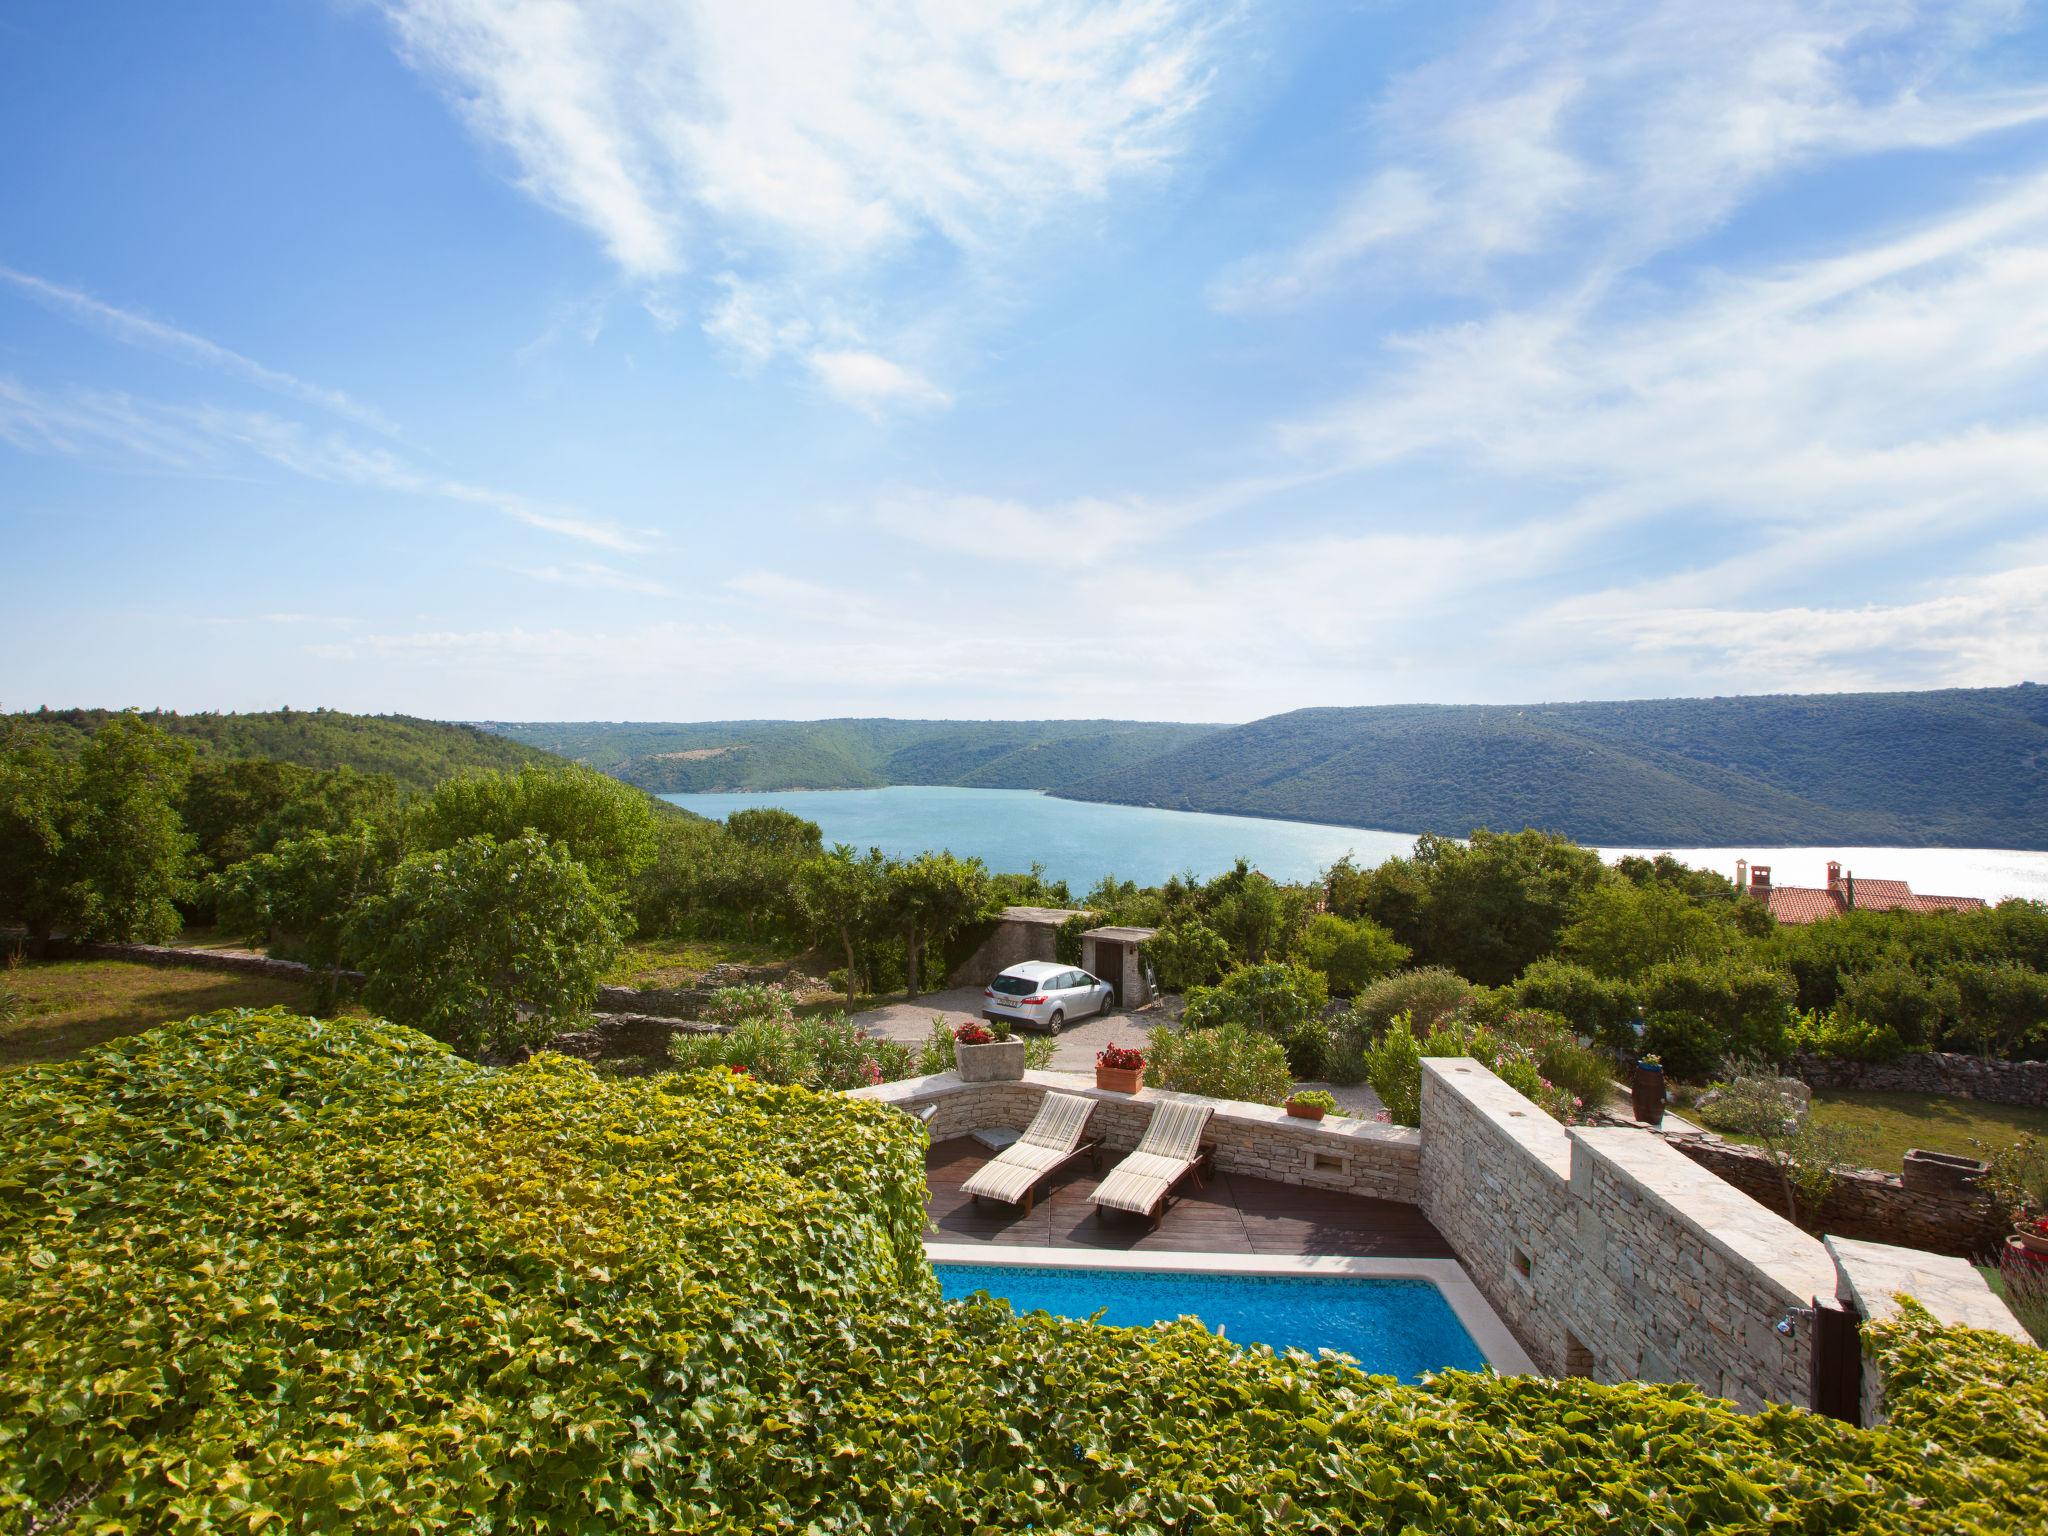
left=961, top=1091, right=1100, bottom=1214
left=1091, top=1098, right=1214, bottom=1222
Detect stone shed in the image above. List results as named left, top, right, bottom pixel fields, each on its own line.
left=946, top=906, right=1091, bottom=987
left=1079, top=925, right=1158, bottom=1007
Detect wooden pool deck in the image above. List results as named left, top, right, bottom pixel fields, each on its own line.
left=924, top=1136, right=1455, bottom=1258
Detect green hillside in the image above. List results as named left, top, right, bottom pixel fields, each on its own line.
left=1056, top=686, right=2048, bottom=848
left=10, top=707, right=560, bottom=791
left=484, top=719, right=1221, bottom=794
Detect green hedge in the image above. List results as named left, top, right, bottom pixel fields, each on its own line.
left=4, top=1011, right=2044, bottom=1532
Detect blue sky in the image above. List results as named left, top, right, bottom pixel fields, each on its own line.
left=4, top=0, right=2047, bottom=723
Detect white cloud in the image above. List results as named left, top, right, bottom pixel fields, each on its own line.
left=0, top=267, right=399, bottom=434
left=804, top=348, right=952, bottom=417
left=379, top=0, right=1230, bottom=407
left=0, top=376, right=647, bottom=552
left=1216, top=0, right=2048, bottom=310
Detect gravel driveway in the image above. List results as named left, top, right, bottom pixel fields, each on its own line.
left=850, top=986, right=1155, bottom=1072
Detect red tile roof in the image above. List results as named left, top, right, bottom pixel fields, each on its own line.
left=1754, top=878, right=1986, bottom=925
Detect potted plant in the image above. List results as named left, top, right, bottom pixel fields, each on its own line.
left=1285, top=1089, right=1338, bottom=1122
left=953, top=1019, right=1026, bottom=1082
left=1096, top=1042, right=1145, bottom=1094
left=2017, top=1215, right=2048, bottom=1257
left=1631, top=1054, right=1666, bottom=1127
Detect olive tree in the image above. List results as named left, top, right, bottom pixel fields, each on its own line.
left=347, top=832, right=622, bottom=1057
left=794, top=844, right=892, bottom=1005
left=886, top=850, right=993, bottom=999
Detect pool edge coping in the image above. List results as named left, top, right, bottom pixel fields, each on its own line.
left=923, top=1241, right=1537, bottom=1377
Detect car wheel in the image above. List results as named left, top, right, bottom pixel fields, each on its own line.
left=1049, top=1009, right=1065, bottom=1033
left=1099, top=992, right=1113, bottom=1017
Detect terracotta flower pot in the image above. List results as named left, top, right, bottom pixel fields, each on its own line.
left=2016, top=1226, right=2048, bottom=1256
left=1285, top=1100, right=1328, bottom=1121
left=1095, top=1064, right=1143, bottom=1094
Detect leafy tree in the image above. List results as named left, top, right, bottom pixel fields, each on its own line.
left=1294, top=912, right=1410, bottom=996
left=1144, top=919, right=1233, bottom=992
left=410, top=764, right=660, bottom=902
left=1693, top=1074, right=1862, bottom=1228
left=1182, top=961, right=1331, bottom=1075
left=1835, top=965, right=1940, bottom=1049
left=1204, top=860, right=1295, bottom=963
left=1148, top=1021, right=1294, bottom=1105
left=0, top=715, right=195, bottom=945
left=1509, top=958, right=1639, bottom=1050
left=886, top=850, right=993, bottom=997
left=347, top=832, right=622, bottom=1057
left=1408, top=828, right=1609, bottom=985
left=1560, top=880, right=1736, bottom=979
left=1638, top=956, right=1796, bottom=1079
left=209, top=823, right=396, bottom=986
left=723, top=807, right=824, bottom=859
left=1946, top=960, right=2048, bottom=1061
left=178, top=758, right=327, bottom=877
left=795, top=844, right=892, bottom=1005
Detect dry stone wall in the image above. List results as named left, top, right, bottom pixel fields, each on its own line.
left=1663, top=1132, right=2009, bottom=1259
left=1789, top=1050, right=2048, bottom=1108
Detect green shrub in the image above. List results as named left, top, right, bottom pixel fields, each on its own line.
left=1143, top=918, right=1232, bottom=991
left=1294, top=912, right=1410, bottom=995
left=1510, top=958, right=1640, bottom=1049
left=1638, top=956, right=1795, bottom=1077
left=1366, top=1013, right=1579, bottom=1127
left=669, top=987, right=914, bottom=1089
left=1640, top=1008, right=1726, bottom=1081
left=1788, top=1008, right=1907, bottom=1063
left=1835, top=964, right=1939, bottom=1049
left=1361, top=1012, right=1424, bottom=1124
left=1350, top=965, right=1474, bottom=1035
left=347, top=831, right=623, bottom=1058
left=1181, top=961, right=1331, bottom=1075
left=5, top=1012, right=2046, bottom=1532
left=1147, top=1020, right=1294, bottom=1105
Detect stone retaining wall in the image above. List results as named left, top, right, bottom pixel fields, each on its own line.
left=850, top=1070, right=1423, bottom=1204
left=1662, top=1132, right=2009, bottom=1259
left=1789, top=1050, right=2048, bottom=1108
left=47, top=938, right=356, bottom=984
left=1421, top=1058, right=1837, bottom=1410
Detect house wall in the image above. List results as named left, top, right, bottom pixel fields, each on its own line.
left=947, top=916, right=1069, bottom=988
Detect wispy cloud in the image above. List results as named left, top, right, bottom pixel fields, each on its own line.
left=0, top=377, right=647, bottom=551
left=1213, top=0, right=2048, bottom=312
left=0, top=266, right=400, bottom=434
left=379, top=0, right=1231, bottom=409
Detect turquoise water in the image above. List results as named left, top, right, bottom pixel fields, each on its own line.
left=935, top=1264, right=1486, bottom=1380
left=661, top=786, right=1408, bottom=889
left=662, top=786, right=2048, bottom=901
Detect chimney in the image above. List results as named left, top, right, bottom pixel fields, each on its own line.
left=1735, top=858, right=1748, bottom=889
left=1827, top=860, right=1842, bottom=891
left=1751, top=864, right=1772, bottom=890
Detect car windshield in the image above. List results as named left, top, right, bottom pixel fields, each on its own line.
left=990, top=975, right=1040, bottom=996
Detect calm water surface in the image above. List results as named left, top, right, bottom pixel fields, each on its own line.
left=661, top=786, right=2048, bottom=903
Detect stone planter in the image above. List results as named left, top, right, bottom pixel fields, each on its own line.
left=954, top=1038, right=1026, bottom=1083
left=1095, top=1064, right=1144, bottom=1094
left=1285, top=1099, right=1328, bottom=1121
left=1901, top=1148, right=1988, bottom=1194
left=1631, top=1064, right=1665, bottom=1126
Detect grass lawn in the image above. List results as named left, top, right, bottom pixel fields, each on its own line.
left=0, top=958, right=356, bottom=1067
left=1724, top=1088, right=2048, bottom=1172
left=604, top=936, right=803, bottom=989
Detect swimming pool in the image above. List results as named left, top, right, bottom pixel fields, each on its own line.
left=934, top=1262, right=1488, bottom=1380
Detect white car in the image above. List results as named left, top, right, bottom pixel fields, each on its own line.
left=983, top=961, right=1115, bottom=1033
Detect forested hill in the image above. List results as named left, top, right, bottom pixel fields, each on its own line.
left=483, top=718, right=1223, bottom=794
left=1057, top=686, right=2048, bottom=848
left=9, top=708, right=560, bottom=791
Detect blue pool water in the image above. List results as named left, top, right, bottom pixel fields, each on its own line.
left=934, top=1264, right=1486, bottom=1381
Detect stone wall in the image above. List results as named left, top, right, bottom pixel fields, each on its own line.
left=1420, top=1058, right=1835, bottom=1410
left=945, top=910, right=1083, bottom=988
left=1663, top=1132, right=2009, bottom=1260
left=47, top=938, right=355, bottom=984
left=1790, top=1050, right=2048, bottom=1108
left=851, top=1070, right=1423, bottom=1204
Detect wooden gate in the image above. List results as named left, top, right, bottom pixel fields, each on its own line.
left=1809, top=1297, right=1862, bottom=1423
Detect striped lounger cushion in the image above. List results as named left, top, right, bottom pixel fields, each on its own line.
left=1092, top=1099, right=1214, bottom=1216
left=961, top=1092, right=1097, bottom=1206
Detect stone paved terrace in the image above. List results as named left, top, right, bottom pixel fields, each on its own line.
left=924, top=1135, right=1455, bottom=1257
